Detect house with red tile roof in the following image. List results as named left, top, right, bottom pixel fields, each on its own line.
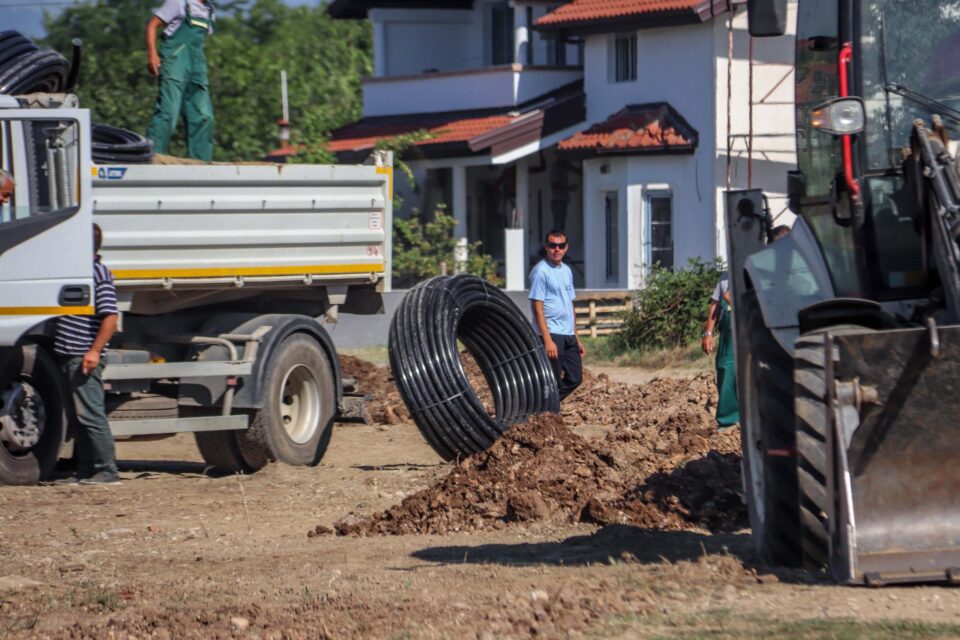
left=315, top=0, right=796, bottom=291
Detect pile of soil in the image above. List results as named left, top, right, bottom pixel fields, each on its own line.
left=322, top=369, right=747, bottom=537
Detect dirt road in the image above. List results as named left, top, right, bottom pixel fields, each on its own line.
left=2, top=365, right=960, bottom=639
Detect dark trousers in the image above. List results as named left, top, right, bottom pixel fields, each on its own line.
left=61, top=357, right=118, bottom=475
left=549, top=333, right=583, bottom=402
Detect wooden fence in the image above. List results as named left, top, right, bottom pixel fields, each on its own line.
left=574, top=292, right=632, bottom=338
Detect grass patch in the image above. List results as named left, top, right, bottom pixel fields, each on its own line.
left=606, top=609, right=960, bottom=639
left=582, top=337, right=711, bottom=371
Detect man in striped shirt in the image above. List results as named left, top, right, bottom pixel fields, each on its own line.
left=54, top=224, right=120, bottom=484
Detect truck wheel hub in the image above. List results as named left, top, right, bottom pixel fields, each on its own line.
left=0, top=381, right=45, bottom=452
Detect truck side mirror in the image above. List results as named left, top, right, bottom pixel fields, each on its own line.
left=747, top=0, right=787, bottom=37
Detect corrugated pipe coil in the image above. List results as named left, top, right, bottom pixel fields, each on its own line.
left=0, top=31, right=69, bottom=95
left=92, top=123, right=155, bottom=164
left=389, top=274, right=560, bottom=460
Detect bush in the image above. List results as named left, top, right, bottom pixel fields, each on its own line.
left=613, top=258, right=725, bottom=352
left=392, top=206, right=501, bottom=289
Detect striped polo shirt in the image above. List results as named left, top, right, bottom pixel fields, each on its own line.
left=54, top=257, right=118, bottom=357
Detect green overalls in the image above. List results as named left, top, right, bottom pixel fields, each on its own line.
left=146, top=0, right=214, bottom=161
left=715, top=300, right=741, bottom=427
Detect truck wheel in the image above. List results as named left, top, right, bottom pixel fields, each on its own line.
left=237, top=333, right=335, bottom=467
left=0, top=346, right=65, bottom=484
left=194, top=429, right=254, bottom=475
left=740, top=289, right=801, bottom=566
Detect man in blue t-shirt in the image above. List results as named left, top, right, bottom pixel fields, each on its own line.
left=529, top=229, right=585, bottom=402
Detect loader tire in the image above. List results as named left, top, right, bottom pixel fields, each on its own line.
left=794, top=333, right=831, bottom=569
left=236, top=333, right=335, bottom=468
left=794, top=327, right=870, bottom=570
left=740, top=289, right=801, bottom=566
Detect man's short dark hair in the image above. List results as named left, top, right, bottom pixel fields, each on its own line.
left=93, top=223, right=103, bottom=253
left=544, top=229, right=567, bottom=243
left=771, top=225, right=791, bottom=241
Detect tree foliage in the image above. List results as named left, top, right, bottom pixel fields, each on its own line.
left=42, top=0, right=371, bottom=161
left=392, top=205, right=501, bottom=289
left=613, top=258, right=724, bottom=352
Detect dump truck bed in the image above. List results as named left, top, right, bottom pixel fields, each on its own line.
left=92, top=161, right=391, bottom=298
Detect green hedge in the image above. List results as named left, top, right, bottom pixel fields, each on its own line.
left=613, top=258, right=725, bottom=352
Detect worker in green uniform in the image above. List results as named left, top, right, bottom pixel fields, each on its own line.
left=702, top=274, right=740, bottom=430
left=145, top=0, right=215, bottom=161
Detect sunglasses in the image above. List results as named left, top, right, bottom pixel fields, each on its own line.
left=546, top=242, right=568, bottom=249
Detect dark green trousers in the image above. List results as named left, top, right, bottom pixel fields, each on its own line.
left=61, top=358, right=118, bottom=475
left=715, top=303, right=741, bottom=427
left=146, top=22, right=214, bottom=161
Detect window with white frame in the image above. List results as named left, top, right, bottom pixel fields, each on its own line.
left=604, top=191, right=620, bottom=282
left=612, top=33, right=637, bottom=82
left=647, top=193, right=674, bottom=269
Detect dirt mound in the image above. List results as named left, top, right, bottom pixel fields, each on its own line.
left=338, top=355, right=409, bottom=424
left=325, top=413, right=745, bottom=537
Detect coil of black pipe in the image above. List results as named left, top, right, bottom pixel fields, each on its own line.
left=389, top=274, right=560, bottom=460
left=0, top=31, right=69, bottom=95
left=92, top=124, right=155, bottom=164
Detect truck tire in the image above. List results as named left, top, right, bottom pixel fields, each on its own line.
left=739, top=289, right=801, bottom=566
left=236, top=333, right=335, bottom=467
left=0, top=345, right=66, bottom=484
left=194, top=426, right=253, bottom=476
left=107, top=393, right=178, bottom=420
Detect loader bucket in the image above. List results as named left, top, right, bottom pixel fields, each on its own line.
left=827, top=325, right=960, bottom=585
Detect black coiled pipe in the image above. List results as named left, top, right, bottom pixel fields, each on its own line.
left=92, top=123, right=155, bottom=164
left=0, top=31, right=69, bottom=95
left=389, top=274, right=560, bottom=460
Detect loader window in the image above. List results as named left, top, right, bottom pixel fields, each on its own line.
left=864, top=175, right=926, bottom=293
left=0, top=118, right=81, bottom=255
left=860, top=0, right=960, bottom=170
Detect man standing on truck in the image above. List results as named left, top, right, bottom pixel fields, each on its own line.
left=145, top=0, right=215, bottom=161
left=54, top=224, right=121, bottom=485
left=530, top=229, right=585, bottom=402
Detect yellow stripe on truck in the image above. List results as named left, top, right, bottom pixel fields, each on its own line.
left=0, top=306, right=95, bottom=316
left=112, top=263, right=385, bottom=280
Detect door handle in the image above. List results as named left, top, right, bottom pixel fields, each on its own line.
left=59, top=285, right=91, bottom=306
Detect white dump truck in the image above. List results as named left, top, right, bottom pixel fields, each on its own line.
left=0, top=97, right=392, bottom=483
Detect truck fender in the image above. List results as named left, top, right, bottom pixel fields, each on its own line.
left=179, top=314, right=342, bottom=412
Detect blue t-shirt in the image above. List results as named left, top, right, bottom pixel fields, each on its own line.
left=528, top=259, right=576, bottom=336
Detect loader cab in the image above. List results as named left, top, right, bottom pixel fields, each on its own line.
left=787, top=0, right=960, bottom=305
left=0, top=100, right=94, bottom=347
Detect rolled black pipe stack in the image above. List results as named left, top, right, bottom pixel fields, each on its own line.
left=389, top=274, right=560, bottom=460
left=0, top=30, right=155, bottom=164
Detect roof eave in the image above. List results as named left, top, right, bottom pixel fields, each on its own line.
left=534, top=0, right=732, bottom=37
left=558, top=142, right=698, bottom=158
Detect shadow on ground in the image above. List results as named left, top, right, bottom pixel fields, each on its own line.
left=412, top=524, right=820, bottom=584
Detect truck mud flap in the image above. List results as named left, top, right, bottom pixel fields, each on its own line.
left=828, top=325, right=960, bottom=585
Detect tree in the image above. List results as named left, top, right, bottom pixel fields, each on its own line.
left=42, top=0, right=371, bottom=161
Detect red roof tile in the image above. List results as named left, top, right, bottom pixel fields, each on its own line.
left=327, top=114, right=515, bottom=153
left=536, top=0, right=717, bottom=29
left=558, top=103, right=697, bottom=154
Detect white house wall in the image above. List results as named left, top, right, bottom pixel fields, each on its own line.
left=580, top=21, right=718, bottom=288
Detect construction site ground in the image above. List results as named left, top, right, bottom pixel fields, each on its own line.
left=3, top=356, right=960, bottom=638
